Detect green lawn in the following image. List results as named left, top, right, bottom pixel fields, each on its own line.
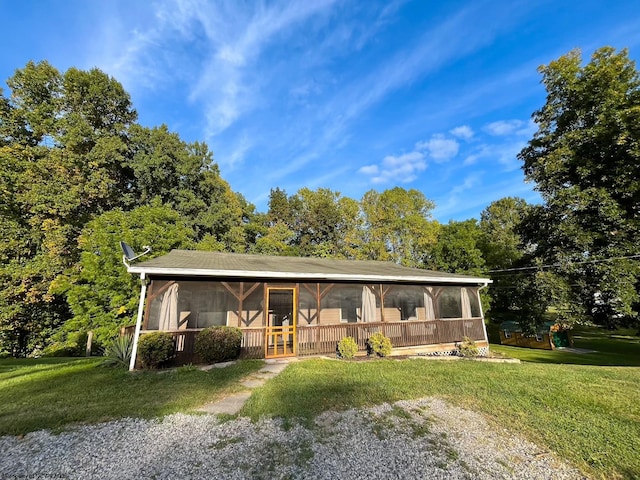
left=2, top=327, right=639, bottom=479
left=487, top=324, right=640, bottom=366
left=242, top=357, right=640, bottom=479
left=0, top=358, right=263, bottom=435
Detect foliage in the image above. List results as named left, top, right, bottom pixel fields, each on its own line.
left=101, top=335, right=133, bottom=368
left=367, top=332, right=392, bottom=357
left=53, top=204, right=195, bottom=344
left=0, top=60, right=253, bottom=357
left=426, top=219, right=485, bottom=275
left=360, top=187, right=439, bottom=266
left=477, top=197, right=530, bottom=320
left=457, top=337, right=479, bottom=357
left=518, top=47, right=640, bottom=329
left=194, top=326, right=243, bottom=364
left=337, top=336, right=358, bottom=359
left=136, top=332, right=174, bottom=369
left=41, top=331, right=90, bottom=357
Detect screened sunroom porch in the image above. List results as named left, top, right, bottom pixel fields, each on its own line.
left=125, top=250, right=491, bottom=367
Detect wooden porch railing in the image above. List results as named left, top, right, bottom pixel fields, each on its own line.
left=124, top=318, right=485, bottom=365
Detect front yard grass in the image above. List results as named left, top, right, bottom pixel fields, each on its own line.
left=2, top=326, right=639, bottom=479
left=242, top=358, right=640, bottom=479
left=0, top=358, right=263, bottom=436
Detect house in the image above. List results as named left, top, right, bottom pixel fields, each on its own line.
left=125, top=250, right=492, bottom=369
left=499, top=320, right=573, bottom=350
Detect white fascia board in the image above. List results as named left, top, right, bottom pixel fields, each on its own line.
left=127, top=266, right=492, bottom=285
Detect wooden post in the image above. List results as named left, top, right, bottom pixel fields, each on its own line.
left=85, top=331, right=93, bottom=357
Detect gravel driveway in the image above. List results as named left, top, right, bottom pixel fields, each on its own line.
left=0, top=397, right=586, bottom=479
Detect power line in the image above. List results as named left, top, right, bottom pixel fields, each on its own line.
left=488, top=254, right=640, bottom=274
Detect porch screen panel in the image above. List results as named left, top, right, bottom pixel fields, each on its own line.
left=177, top=281, right=234, bottom=328
left=299, top=286, right=318, bottom=325
left=242, top=285, right=264, bottom=327
left=438, top=287, right=462, bottom=319
left=467, top=288, right=481, bottom=317
left=145, top=280, right=171, bottom=330
left=320, top=284, right=363, bottom=324
left=383, top=285, right=425, bottom=321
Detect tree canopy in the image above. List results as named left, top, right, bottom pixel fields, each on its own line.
left=518, top=46, right=640, bottom=328
left=4, top=47, right=640, bottom=355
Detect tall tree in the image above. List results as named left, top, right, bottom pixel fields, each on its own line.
left=426, top=219, right=485, bottom=275
left=519, top=46, right=640, bottom=327
left=0, top=61, right=138, bottom=355
left=360, top=187, right=439, bottom=266
left=53, top=204, right=195, bottom=343
left=478, top=197, right=530, bottom=318
left=0, top=61, right=254, bottom=355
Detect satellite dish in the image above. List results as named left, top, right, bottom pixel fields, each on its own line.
left=120, top=241, right=151, bottom=267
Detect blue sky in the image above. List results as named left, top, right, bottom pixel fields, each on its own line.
left=1, top=1, right=639, bottom=221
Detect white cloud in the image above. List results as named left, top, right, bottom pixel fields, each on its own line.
left=484, top=119, right=524, bottom=136
left=360, top=150, right=426, bottom=184
left=416, top=134, right=459, bottom=161
left=450, top=125, right=474, bottom=139
left=462, top=141, right=527, bottom=171
left=359, top=165, right=379, bottom=175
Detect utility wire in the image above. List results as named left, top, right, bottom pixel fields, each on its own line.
left=487, top=254, right=640, bottom=273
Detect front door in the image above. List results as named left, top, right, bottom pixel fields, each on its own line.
left=265, top=287, right=297, bottom=358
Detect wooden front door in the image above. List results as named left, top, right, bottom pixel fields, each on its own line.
left=265, top=287, right=297, bottom=358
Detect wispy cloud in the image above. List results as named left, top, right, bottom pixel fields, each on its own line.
left=417, top=134, right=460, bottom=162
left=484, top=119, right=525, bottom=136
left=450, top=125, right=474, bottom=139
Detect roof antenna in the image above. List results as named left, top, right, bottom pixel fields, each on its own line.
left=120, top=241, right=151, bottom=268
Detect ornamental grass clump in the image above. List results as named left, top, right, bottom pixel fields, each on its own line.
left=137, top=332, right=175, bottom=369
left=337, top=336, right=358, bottom=359
left=368, top=332, right=392, bottom=357
left=101, top=335, right=133, bottom=368
left=195, top=326, right=243, bottom=364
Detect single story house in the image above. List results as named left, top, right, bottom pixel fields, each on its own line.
left=125, top=250, right=492, bottom=369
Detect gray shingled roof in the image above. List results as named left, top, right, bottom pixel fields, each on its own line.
left=128, top=250, right=491, bottom=285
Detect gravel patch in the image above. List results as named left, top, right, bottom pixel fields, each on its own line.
left=0, top=398, right=586, bottom=479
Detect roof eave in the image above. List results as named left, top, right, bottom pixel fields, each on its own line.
left=127, top=266, right=492, bottom=285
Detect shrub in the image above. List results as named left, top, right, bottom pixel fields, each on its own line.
left=41, top=342, right=78, bottom=357
left=195, top=326, right=243, bottom=364
left=368, top=332, right=392, bottom=357
left=458, top=336, right=479, bottom=357
left=0, top=350, right=10, bottom=359
left=137, top=332, right=175, bottom=369
left=337, top=336, right=358, bottom=359
left=101, top=335, right=133, bottom=368
left=42, top=331, right=86, bottom=357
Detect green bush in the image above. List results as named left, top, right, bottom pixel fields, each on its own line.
left=137, top=332, right=175, bottom=369
left=337, top=336, right=358, bottom=359
left=41, top=342, right=79, bottom=357
left=195, top=326, right=243, bottom=364
left=101, top=335, right=133, bottom=368
left=368, top=332, right=392, bottom=357
left=0, top=350, right=10, bottom=359
left=41, top=331, right=103, bottom=358
left=458, top=336, right=479, bottom=357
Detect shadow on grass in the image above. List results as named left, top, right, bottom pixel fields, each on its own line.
left=241, top=357, right=640, bottom=479
left=0, top=358, right=263, bottom=436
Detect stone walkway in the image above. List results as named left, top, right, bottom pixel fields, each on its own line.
left=196, top=358, right=294, bottom=415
